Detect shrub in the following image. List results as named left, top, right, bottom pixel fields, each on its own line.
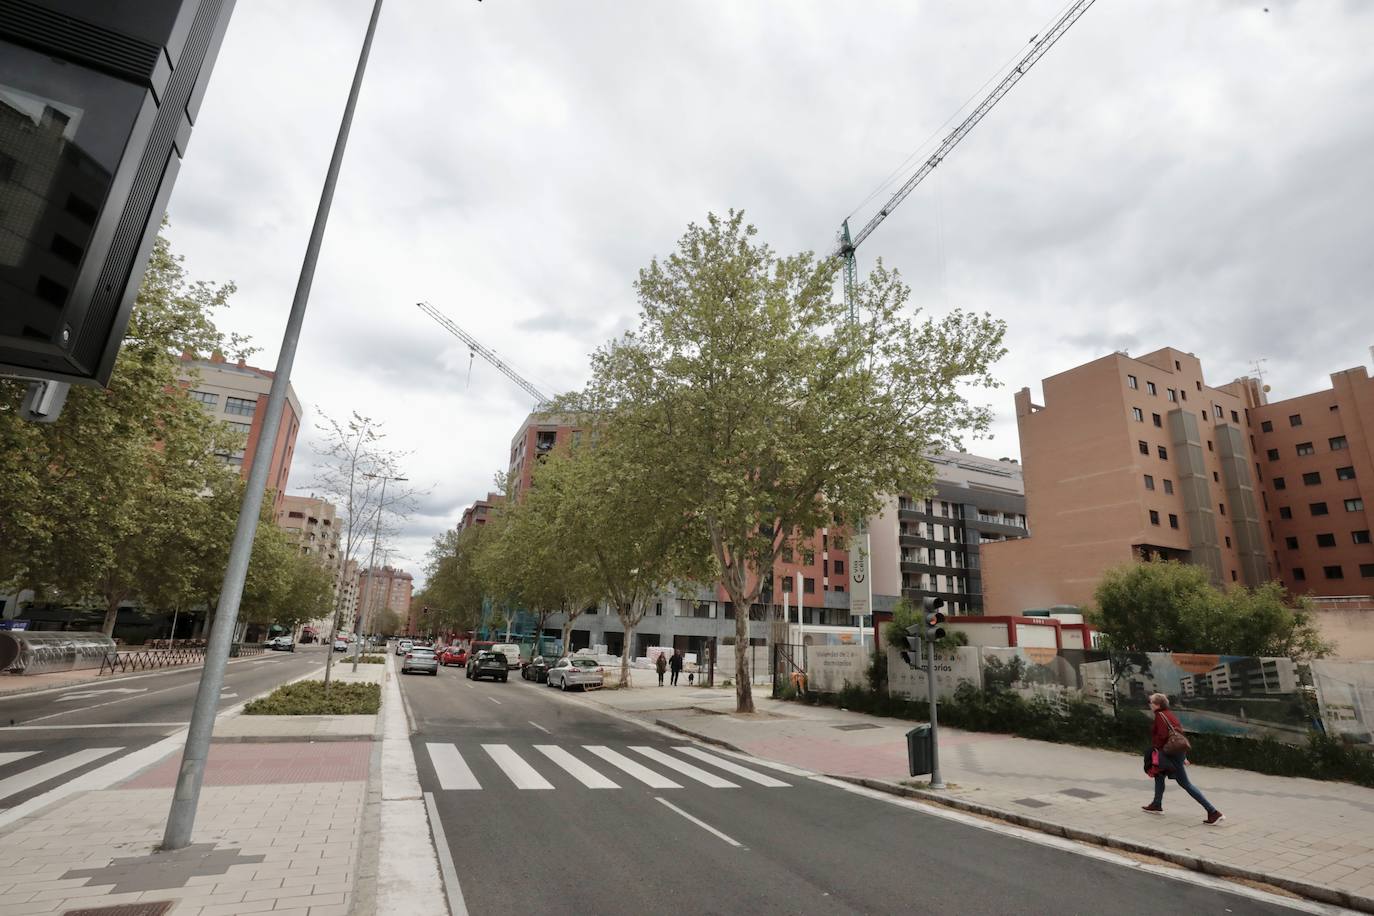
left=353, top=654, right=385, bottom=664
left=244, top=680, right=381, bottom=715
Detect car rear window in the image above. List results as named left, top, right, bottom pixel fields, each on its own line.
left=571, top=658, right=599, bottom=669
left=410, top=649, right=435, bottom=657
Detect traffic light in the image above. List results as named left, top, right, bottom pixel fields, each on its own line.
left=900, top=623, right=922, bottom=668
left=0, top=1, right=237, bottom=388
left=923, top=597, right=947, bottom=641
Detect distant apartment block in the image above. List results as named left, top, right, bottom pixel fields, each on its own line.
left=457, top=492, right=504, bottom=532
left=180, top=354, right=301, bottom=511
left=983, top=347, right=1373, bottom=613
left=360, top=565, right=413, bottom=631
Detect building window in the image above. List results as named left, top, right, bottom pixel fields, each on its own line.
left=1214, top=404, right=1223, bottom=419
left=1362, top=564, right=1374, bottom=578
left=1225, top=535, right=1232, bottom=547
left=1212, top=471, right=1220, bottom=482
left=1127, top=374, right=1138, bottom=390
left=781, top=576, right=793, bottom=593
left=1207, top=440, right=1213, bottom=452
left=1138, top=440, right=1149, bottom=456
left=1175, top=359, right=1182, bottom=370
left=1296, top=442, right=1314, bottom=457
left=224, top=396, right=256, bottom=417
left=1168, top=514, right=1179, bottom=529
left=1144, top=475, right=1155, bottom=491
left=1330, top=436, right=1348, bottom=451
left=288, top=511, right=305, bottom=519
left=803, top=578, right=815, bottom=594
left=1273, top=477, right=1286, bottom=490
left=1324, top=565, right=1344, bottom=580
left=1219, top=503, right=1226, bottom=516
left=1267, top=448, right=1280, bottom=461
left=1180, top=389, right=1187, bottom=401
left=1158, top=446, right=1168, bottom=460
left=1230, top=410, right=1239, bottom=423
left=1279, top=506, right=1292, bottom=519
left=1161, top=479, right=1173, bottom=495
left=1231, top=570, right=1238, bottom=581
left=655, top=602, right=662, bottom=616
left=834, top=560, right=845, bottom=575
left=1201, top=410, right=1208, bottom=423
left=1146, top=381, right=1156, bottom=396
left=1152, top=413, right=1162, bottom=428
left=189, top=390, right=219, bottom=406
left=1354, top=530, right=1371, bottom=545
left=1303, top=471, right=1322, bottom=486
left=1149, top=510, right=1160, bottom=526
left=1337, top=466, right=1356, bottom=480
left=1311, top=502, right=1329, bottom=516
left=1260, top=420, right=1273, bottom=432
left=1346, top=498, right=1365, bottom=512
left=1285, top=536, right=1298, bottom=549
left=1167, top=388, right=1176, bottom=402
left=1316, top=533, right=1337, bottom=548
left=1132, top=407, right=1143, bottom=422
left=1288, top=414, right=1303, bottom=427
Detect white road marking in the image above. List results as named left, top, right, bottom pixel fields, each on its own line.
left=488, top=697, right=502, bottom=705
left=655, top=797, right=744, bottom=848
left=527, top=721, right=551, bottom=734
left=0, top=723, right=188, bottom=730
left=674, top=747, right=790, bottom=787
left=54, top=688, right=148, bottom=702
left=0, top=752, right=37, bottom=767
left=483, top=744, right=553, bottom=790
left=219, top=693, right=239, bottom=699
left=631, top=746, right=738, bottom=788
left=534, top=745, right=618, bottom=788
left=425, top=744, right=480, bottom=791
left=0, top=747, right=123, bottom=803
left=425, top=792, right=470, bottom=916
left=584, top=745, right=681, bottom=789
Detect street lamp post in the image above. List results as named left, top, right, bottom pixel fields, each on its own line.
left=161, top=0, right=386, bottom=851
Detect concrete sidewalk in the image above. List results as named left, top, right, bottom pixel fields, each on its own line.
left=579, top=680, right=1374, bottom=912
left=0, top=662, right=384, bottom=915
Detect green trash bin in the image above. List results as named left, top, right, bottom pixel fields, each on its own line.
left=907, top=725, right=932, bottom=777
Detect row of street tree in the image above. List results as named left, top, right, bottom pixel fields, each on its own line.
left=423, top=211, right=1007, bottom=712
left=0, top=231, right=334, bottom=640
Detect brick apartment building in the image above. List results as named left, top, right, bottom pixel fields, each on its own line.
left=457, top=492, right=503, bottom=532
left=180, top=354, right=301, bottom=512
left=983, top=347, right=1374, bottom=614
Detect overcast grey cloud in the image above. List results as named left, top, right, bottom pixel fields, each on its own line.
left=164, top=0, right=1374, bottom=585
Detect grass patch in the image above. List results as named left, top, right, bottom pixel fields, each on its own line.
left=244, top=680, right=381, bottom=715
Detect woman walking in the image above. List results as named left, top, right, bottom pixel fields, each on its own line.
left=655, top=652, right=667, bottom=686
left=1143, top=693, right=1224, bottom=825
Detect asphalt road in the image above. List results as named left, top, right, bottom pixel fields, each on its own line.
left=0, top=645, right=324, bottom=811
left=402, top=665, right=1304, bottom=916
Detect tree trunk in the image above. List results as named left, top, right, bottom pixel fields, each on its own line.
left=101, top=600, right=120, bottom=638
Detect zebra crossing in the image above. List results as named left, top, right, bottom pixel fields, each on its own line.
left=423, top=742, right=790, bottom=792
left=0, top=746, right=125, bottom=808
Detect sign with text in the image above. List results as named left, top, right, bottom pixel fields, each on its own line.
left=849, top=531, right=872, bottom=620
left=806, top=645, right=869, bottom=693
left=887, top=646, right=981, bottom=701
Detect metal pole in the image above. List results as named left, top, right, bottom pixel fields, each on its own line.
left=162, top=0, right=385, bottom=851
left=926, top=634, right=945, bottom=789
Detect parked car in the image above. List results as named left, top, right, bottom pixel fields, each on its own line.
left=401, top=646, right=438, bottom=675
left=266, top=636, right=294, bottom=652
left=437, top=646, right=467, bottom=667
left=521, top=656, right=551, bottom=682
left=491, top=643, right=523, bottom=670
left=467, top=650, right=508, bottom=682
left=333, top=638, right=348, bottom=652
left=394, top=639, right=413, bottom=656
left=546, top=656, right=604, bottom=691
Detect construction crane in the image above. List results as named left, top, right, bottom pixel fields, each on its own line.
left=417, top=301, right=553, bottom=410
left=835, top=0, right=1099, bottom=317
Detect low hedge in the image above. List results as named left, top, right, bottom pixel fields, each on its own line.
left=244, top=680, right=381, bottom=715
left=350, top=654, right=385, bottom=664
left=801, top=682, right=1374, bottom=788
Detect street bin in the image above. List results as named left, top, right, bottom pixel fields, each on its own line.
left=906, top=725, right=933, bottom=777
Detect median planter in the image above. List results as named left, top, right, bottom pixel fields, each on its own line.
left=244, top=680, right=381, bottom=715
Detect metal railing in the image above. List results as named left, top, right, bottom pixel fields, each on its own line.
left=98, top=642, right=264, bottom=675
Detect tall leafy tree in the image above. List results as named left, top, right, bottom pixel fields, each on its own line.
left=575, top=211, right=1006, bottom=710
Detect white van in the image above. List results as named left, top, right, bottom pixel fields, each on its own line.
left=491, top=643, right=522, bottom=670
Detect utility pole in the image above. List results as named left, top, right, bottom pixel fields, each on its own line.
left=353, top=473, right=405, bottom=672
left=161, top=0, right=386, bottom=851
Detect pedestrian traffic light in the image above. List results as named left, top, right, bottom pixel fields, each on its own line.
left=900, top=623, right=922, bottom=668
left=922, top=597, right=946, bottom=640
left=0, top=1, right=237, bottom=388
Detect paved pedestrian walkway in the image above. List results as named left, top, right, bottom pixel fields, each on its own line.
left=578, top=680, right=1374, bottom=912
left=0, top=662, right=384, bottom=915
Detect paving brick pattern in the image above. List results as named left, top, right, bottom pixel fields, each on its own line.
left=0, top=739, right=367, bottom=915
left=122, top=742, right=370, bottom=789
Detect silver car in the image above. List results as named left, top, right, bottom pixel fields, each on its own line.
left=394, top=639, right=413, bottom=656
left=546, top=656, right=604, bottom=691
left=401, top=647, right=438, bottom=675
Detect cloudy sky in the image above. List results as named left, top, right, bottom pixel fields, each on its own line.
left=165, top=0, right=1374, bottom=584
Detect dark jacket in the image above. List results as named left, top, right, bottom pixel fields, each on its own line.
left=655, top=655, right=667, bottom=673
left=1151, top=709, right=1183, bottom=751
left=669, top=653, right=684, bottom=672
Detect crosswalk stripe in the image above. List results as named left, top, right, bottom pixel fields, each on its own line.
left=534, top=745, right=619, bottom=789
left=0, top=748, right=123, bottom=803
left=483, top=744, right=553, bottom=790
left=0, top=752, right=38, bottom=768
left=584, top=746, right=681, bottom=789
left=426, top=743, right=480, bottom=790
left=630, top=746, right=738, bottom=788
left=673, top=747, right=790, bottom=787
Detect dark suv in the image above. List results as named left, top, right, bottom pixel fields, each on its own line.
left=467, top=651, right=508, bottom=682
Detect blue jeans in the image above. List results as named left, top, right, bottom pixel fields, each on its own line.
left=1153, top=754, right=1217, bottom=814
